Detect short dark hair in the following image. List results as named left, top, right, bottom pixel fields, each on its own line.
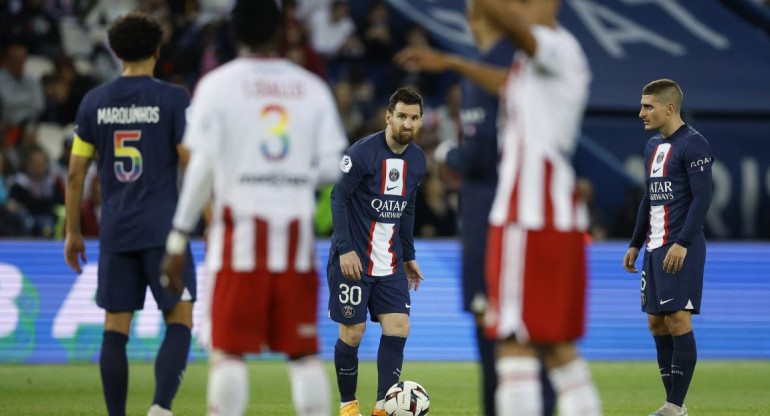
left=107, top=13, right=163, bottom=62
left=388, top=87, right=423, bottom=115
left=232, top=0, right=284, bottom=49
left=642, top=79, right=683, bottom=111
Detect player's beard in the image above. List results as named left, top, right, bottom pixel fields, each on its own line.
left=393, top=127, right=416, bottom=145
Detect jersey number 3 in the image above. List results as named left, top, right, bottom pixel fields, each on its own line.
left=114, top=130, right=143, bottom=182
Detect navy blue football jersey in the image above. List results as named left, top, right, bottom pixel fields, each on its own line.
left=75, top=76, right=190, bottom=252
left=331, top=131, right=427, bottom=280
left=445, top=39, right=514, bottom=311
left=643, top=124, right=713, bottom=250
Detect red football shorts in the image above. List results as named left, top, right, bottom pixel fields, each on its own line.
left=210, top=267, right=319, bottom=357
left=485, top=224, right=587, bottom=343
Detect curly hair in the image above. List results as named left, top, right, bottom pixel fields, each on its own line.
left=107, top=12, right=163, bottom=62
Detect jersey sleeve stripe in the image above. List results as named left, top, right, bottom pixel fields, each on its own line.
left=401, top=160, right=408, bottom=197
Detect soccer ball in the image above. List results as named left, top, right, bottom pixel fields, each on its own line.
left=384, top=380, right=430, bottom=416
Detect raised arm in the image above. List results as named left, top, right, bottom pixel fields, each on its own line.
left=395, top=47, right=508, bottom=96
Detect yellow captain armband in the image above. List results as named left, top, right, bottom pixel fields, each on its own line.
left=71, top=134, right=95, bottom=157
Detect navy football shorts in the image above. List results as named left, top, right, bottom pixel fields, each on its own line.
left=97, top=245, right=197, bottom=311
left=641, top=233, right=705, bottom=315
left=327, top=253, right=410, bottom=324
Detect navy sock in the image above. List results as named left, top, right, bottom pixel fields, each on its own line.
left=153, top=323, right=191, bottom=410
left=335, top=338, right=360, bottom=402
left=540, top=360, right=556, bottom=416
left=669, top=331, right=697, bottom=407
left=100, top=330, right=129, bottom=416
left=475, top=324, right=497, bottom=416
left=653, top=334, right=674, bottom=397
left=377, top=335, right=407, bottom=401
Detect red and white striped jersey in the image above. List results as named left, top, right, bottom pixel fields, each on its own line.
left=489, top=25, right=591, bottom=232
left=174, top=57, right=347, bottom=273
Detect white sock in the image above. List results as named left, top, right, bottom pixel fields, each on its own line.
left=289, top=356, right=331, bottom=416
left=375, top=399, right=385, bottom=410
left=207, top=351, right=249, bottom=416
left=549, top=358, right=602, bottom=416
left=495, top=356, right=542, bottom=416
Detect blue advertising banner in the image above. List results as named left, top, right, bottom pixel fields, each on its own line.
left=0, top=240, right=768, bottom=363
left=385, top=0, right=770, bottom=112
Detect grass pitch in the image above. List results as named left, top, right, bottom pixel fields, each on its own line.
left=0, top=361, right=768, bottom=415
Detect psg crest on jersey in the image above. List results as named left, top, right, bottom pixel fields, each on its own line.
left=342, top=305, right=355, bottom=318
left=656, top=152, right=665, bottom=163
left=389, top=168, right=400, bottom=182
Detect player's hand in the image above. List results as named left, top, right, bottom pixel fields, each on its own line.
left=405, top=260, right=425, bottom=291
left=64, top=232, right=87, bottom=274
left=340, top=251, right=363, bottom=281
left=160, top=252, right=186, bottom=295
left=623, top=247, right=639, bottom=273
left=663, top=243, right=687, bottom=274
left=161, top=230, right=188, bottom=295
left=394, top=47, right=452, bottom=73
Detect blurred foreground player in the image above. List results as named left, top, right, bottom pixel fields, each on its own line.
left=161, top=1, right=347, bottom=415
left=395, top=1, right=554, bottom=414
left=624, top=79, right=713, bottom=416
left=64, top=12, right=195, bottom=416
left=476, top=0, right=602, bottom=414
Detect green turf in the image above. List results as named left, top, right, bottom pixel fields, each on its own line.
left=0, top=361, right=768, bottom=415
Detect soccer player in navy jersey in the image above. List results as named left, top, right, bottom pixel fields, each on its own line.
left=395, top=1, right=555, bottom=415
left=623, top=79, right=713, bottom=416
left=329, top=87, right=427, bottom=416
left=64, top=13, right=195, bottom=416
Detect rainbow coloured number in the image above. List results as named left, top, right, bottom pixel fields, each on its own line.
left=113, top=130, right=143, bottom=182
left=259, top=105, right=289, bottom=161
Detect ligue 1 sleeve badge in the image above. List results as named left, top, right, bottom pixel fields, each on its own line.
left=340, top=155, right=353, bottom=173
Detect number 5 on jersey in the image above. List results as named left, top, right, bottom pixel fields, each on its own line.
left=114, top=130, right=143, bottom=182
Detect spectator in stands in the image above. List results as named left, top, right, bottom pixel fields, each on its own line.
left=308, top=0, right=359, bottom=58
left=13, top=0, right=62, bottom=58
left=284, top=0, right=327, bottom=79
left=8, top=146, right=63, bottom=237
left=333, top=80, right=364, bottom=142
left=0, top=151, right=26, bottom=235
left=41, top=55, right=97, bottom=125
left=435, top=83, right=462, bottom=145
left=576, top=178, right=608, bottom=241
left=307, top=0, right=363, bottom=82
left=0, top=41, right=45, bottom=130
left=397, top=25, right=441, bottom=97
left=358, top=0, right=393, bottom=87
left=415, top=173, right=457, bottom=237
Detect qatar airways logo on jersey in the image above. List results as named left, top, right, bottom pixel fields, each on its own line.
left=649, top=181, right=674, bottom=201
left=371, top=199, right=407, bottom=219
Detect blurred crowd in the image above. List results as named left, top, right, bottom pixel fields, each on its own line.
left=0, top=0, right=617, bottom=239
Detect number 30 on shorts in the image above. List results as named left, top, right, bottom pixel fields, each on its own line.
left=338, top=283, right=361, bottom=305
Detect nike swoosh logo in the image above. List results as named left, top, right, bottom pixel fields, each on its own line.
left=387, top=186, right=399, bottom=191
left=652, top=167, right=661, bottom=173
left=405, top=303, right=411, bottom=309
left=660, top=298, right=674, bottom=305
